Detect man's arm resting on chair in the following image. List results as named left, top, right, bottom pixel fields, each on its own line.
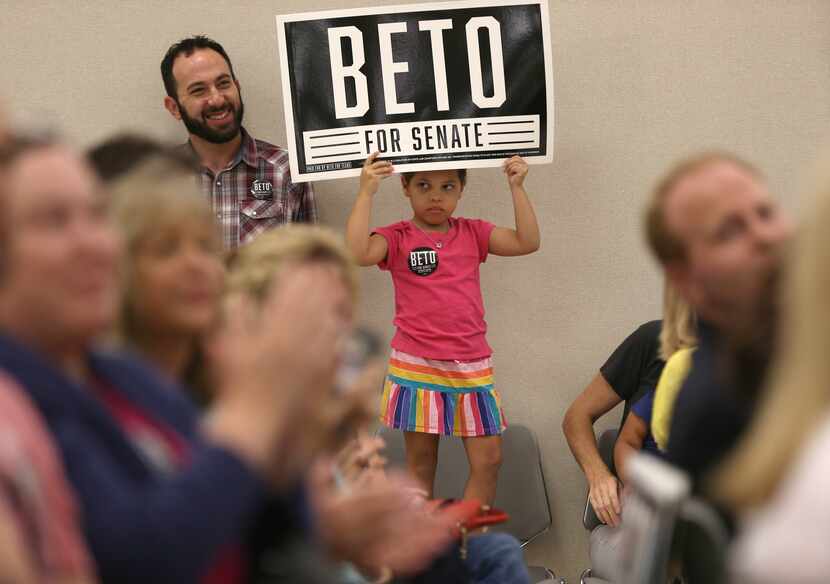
left=563, top=372, right=623, bottom=527
left=613, top=411, right=648, bottom=484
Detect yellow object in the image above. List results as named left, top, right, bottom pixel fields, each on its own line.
left=652, top=347, right=695, bottom=451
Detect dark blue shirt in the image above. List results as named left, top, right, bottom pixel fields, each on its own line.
left=630, top=389, right=661, bottom=456
left=666, top=321, right=753, bottom=488
left=0, top=333, right=305, bottom=584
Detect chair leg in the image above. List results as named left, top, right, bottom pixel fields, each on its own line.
left=545, top=567, right=567, bottom=583
left=531, top=565, right=567, bottom=583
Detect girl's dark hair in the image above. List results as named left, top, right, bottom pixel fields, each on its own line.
left=401, top=169, right=467, bottom=187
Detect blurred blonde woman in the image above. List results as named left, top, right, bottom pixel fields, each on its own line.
left=222, top=226, right=487, bottom=582
left=224, top=225, right=357, bottom=314
left=221, top=225, right=364, bottom=432
left=221, top=224, right=365, bottom=416
left=109, top=154, right=225, bottom=403
left=224, top=227, right=531, bottom=584
left=0, top=123, right=97, bottom=584
left=650, top=282, right=698, bottom=451
left=710, top=169, right=830, bottom=583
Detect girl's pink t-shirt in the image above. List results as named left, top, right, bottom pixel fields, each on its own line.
left=373, top=217, right=495, bottom=360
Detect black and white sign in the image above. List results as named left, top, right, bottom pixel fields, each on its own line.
left=276, top=0, right=553, bottom=182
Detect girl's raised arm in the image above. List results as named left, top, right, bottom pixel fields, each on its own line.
left=489, top=155, right=541, bottom=257
left=346, top=153, right=392, bottom=266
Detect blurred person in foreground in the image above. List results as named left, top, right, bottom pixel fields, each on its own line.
left=0, top=371, right=98, bottom=584
left=106, top=153, right=225, bottom=404
left=644, top=151, right=792, bottom=488
left=224, top=225, right=529, bottom=583
left=102, top=144, right=459, bottom=582
left=0, top=133, right=454, bottom=584
left=712, top=165, right=830, bottom=584
left=0, top=112, right=96, bottom=584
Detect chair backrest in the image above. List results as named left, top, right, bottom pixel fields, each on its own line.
left=583, top=428, right=619, bottom=531
left=490, top=424, right=552, bottom=544
left=618, top=453, right=691, bottom=584
left=675, top=498, right=729, bottom=584
left=376, top=424, right=552, bottom=545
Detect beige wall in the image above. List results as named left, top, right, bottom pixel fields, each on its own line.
left=2, top=1, right=829, bottom=579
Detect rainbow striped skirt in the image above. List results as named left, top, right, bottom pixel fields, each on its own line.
left=379, top=349, right=507, bottom=437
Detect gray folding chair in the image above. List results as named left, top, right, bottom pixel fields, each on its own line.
left=617, top=453, right=691, bottom=584
left=377, top=424, right=565, bottom=583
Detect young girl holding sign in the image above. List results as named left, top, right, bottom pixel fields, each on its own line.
left=346, top=153, right=540, bottom=504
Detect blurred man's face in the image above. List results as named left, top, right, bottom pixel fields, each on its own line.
left=664, top=160, right=793, bottom=331
left=0, top=146, right=120, bottom=346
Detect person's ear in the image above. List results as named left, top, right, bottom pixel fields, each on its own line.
left=164, top=96, right=182, bottom=121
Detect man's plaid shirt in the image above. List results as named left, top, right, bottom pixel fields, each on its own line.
left=193, top=127, right=317, bottom=249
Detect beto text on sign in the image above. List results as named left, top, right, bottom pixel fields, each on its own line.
left=276, top=0, right=554, bottom=182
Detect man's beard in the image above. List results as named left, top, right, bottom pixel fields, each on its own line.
left=179, top=99, right=245, bottom=144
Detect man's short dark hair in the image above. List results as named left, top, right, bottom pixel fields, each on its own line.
left=161, top=35, right=236, bottom=99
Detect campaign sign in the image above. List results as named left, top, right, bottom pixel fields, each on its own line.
left=276, top=0, right=553, bottom=182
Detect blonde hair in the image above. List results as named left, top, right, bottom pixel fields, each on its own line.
left=225, top=225, right=358, bottom=307
left=712, top=171, right=830, bottom=510
left=659, top=281, right=697, bottom=360
left=108, top=155, right=219, bottom=343
left=645, top=151, right=762, bottom=265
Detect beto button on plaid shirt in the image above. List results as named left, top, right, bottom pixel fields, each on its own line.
left=195, top=127, right=317, bottom=249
